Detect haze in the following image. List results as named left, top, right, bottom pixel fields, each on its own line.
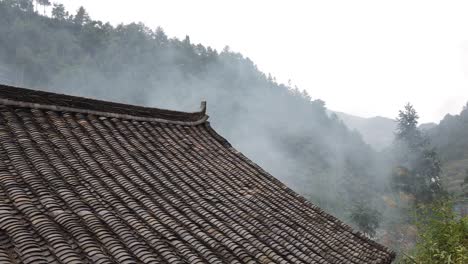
left=59, top=0, right=468, bottom=123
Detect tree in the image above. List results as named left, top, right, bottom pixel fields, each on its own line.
left=396, top=103, right=420, bottom=145
left=18, top=0, right=33, bottom=12
left=36, top=0, right=49, bottom=15
left=183, top=35, right=191, bottom=46
left=51, top=3, right=67, bottom=20
left=222, top=45, right=230, bottom=53
left=392, top=103, right=445, bottom=204
left=155, top=26, right=168, bottom=46
left=349, top=201, right=381, bottom=238
left=74, top=6, right=90, bottom=26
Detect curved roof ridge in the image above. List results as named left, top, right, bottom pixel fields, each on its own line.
left=0, top=84, right=208, bottom=125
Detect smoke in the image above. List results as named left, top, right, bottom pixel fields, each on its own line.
left=44, top=45, right=322, bottom=183
left=42, top=42, right=388, bottom=220
left=0, top=63, right=22, bottom=86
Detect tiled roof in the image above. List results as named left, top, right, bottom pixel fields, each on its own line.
left=0, top=84, right=395, bottom=263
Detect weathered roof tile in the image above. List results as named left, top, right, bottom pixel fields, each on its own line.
left=0, top=84, right=395, bottom=263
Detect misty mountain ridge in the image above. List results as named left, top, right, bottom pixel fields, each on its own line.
left=332, top=110, right=439, bottom=151
left=329, top=111, right=396, bottom=151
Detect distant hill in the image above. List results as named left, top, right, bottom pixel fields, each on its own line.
left=419, top=122, right=437, bottom=131
left=332, top=112, right=441, bottom=153
left=332, top=111, right=396, bottom=151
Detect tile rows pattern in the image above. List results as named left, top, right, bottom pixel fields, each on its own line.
left=0, top=87, right=395, bottom=263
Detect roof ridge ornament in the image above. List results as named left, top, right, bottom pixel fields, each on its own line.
left=200, top=101, right=207, bottom=115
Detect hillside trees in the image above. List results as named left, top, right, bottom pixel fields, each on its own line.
left=2, top=0, right=33, bottom=11
left=392, top=103, right=445, bottom=204
left=429, top=102, right=468, bottom=162
left=348, top=199, right=381, bottom=238
left=422, top=102, right=468, bottom=200
left=51, top=3, right=68, bottom=20
left=381, top=103, right=450, bottom=256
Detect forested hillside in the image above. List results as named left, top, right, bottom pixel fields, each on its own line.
left=0, top=0, right=384, bottom=228
left=427, top=103, right=468, bottom=198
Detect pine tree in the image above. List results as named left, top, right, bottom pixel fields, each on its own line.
left=74, top=6, right=90, bottom=26
left=51, top=3, right=67, bottom=20
left=155, top=26, right=168, bottom=46
left=392, top=103, right=445, bottom=204
left=36, top=0, right=49, bottom=15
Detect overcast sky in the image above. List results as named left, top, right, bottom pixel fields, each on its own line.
left=58, top=0, right=468, bottom=123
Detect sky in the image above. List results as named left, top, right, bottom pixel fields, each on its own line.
left=57, top=0, right=468, bottom=123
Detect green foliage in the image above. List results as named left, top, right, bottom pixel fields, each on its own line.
left=400, top=200, right=468, bottom=264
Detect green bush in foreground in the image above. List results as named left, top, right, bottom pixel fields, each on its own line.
left=401, top=200, right=468, bottom=264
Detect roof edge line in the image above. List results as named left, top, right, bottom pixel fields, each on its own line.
left=0, top=98, right=209, bottom=125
